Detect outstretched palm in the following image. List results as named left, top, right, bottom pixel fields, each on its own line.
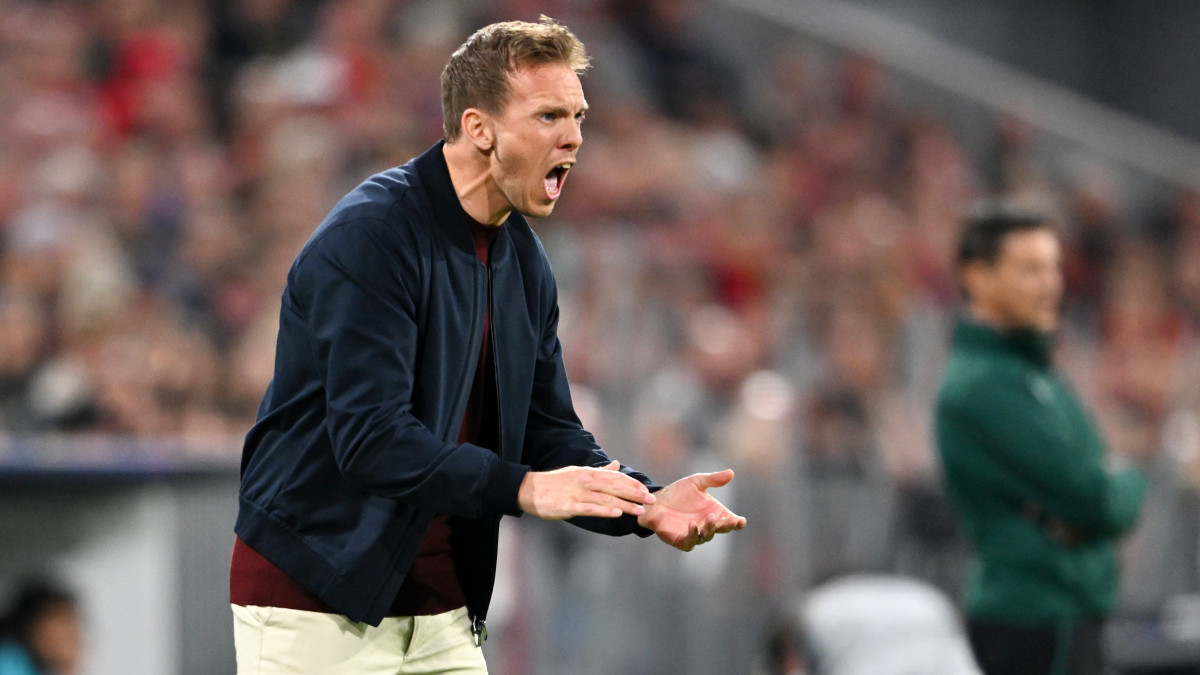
left=637, top=470, right=747, bottom=551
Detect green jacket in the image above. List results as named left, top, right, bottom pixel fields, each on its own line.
left=935, top=319, right=1146, bottom=623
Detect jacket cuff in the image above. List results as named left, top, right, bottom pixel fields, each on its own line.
left=484, top=459, right=530, bottom=517
left=632, top=519, right=656, bottom=538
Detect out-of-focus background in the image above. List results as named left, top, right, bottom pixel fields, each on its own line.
left=3, top=0, right=1200, bottom=673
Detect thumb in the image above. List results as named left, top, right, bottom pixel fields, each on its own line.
left=597, top=460, right=621, bottom=471
left=693, top=469, right=735, bottom=489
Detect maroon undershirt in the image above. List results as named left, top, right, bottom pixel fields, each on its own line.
left=230, top=220, right=501, bottom=616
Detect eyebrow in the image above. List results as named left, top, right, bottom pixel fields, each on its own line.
left=542, top=104, right=589, bottom=117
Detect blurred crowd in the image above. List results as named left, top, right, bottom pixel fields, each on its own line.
left=4, top=0, right=1200, bottom=672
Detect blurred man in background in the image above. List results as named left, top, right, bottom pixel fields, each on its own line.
left=0, top=577, right=83, bottom=675
left=229, top=16, right=744, bottom=675
left=935, top=203, right=1147, bottom=674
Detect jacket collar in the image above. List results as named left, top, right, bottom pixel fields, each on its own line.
left=412, top=140, right=515, bottom=265
left=951, top=315, right=1054, bottom=368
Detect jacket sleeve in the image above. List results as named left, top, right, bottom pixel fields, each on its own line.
left=936, top=370, right=1145, bottom=538
left=521, top=258, right=660, bottom=537
left=292, top=218, right=528, bottom=517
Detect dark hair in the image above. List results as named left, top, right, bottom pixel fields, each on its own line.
left=0, top=577, right=77, bottom=645
left=441, top=16, right=590, bottom=142
left=956, top=201, right=1052, bottom=267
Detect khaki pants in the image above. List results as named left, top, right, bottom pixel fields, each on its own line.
left=232, top=604, right=488, bottom=675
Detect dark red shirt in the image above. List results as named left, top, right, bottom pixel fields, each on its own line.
left=231, top=220, right=502, bottom=616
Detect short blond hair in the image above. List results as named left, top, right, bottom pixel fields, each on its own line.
left=441, top=16, right=590, bottom=141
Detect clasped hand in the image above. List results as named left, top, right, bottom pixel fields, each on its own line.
left=517, top=461, right=746, bottom=551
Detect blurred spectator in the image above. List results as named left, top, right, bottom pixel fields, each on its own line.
left=603, top=0, right=745, bottom=125
left=0, top=577, right=83, bottom=675
left=1060, top=162, right=1127, bottom=328
left=982, top=112, right=1041, bottom=197
left=761, top=610, right=809, bottom=675
left=802, top=382, right=895, bottom=583
left=0, top=290, right=52, bottom=433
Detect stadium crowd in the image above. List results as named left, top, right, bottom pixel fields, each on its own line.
left=2, top=0, right=1200, bottom=672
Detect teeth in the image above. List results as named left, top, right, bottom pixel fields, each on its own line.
left=558, top=164, right=571, bottom=169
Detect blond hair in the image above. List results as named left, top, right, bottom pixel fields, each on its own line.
left=441, top=16, right=590, bottom=141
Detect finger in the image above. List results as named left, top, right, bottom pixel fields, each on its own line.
left=579, top=491, right=647, bottom=517
left=570, top=501, right=631, bottom=519
left=667, top=523, right=697, bottom=552
left=704, top=469, right=735, bottom=488
left=586, top=469, right=653, bottom=504
left=593, top=462, right=656, bottom=503
left=712, top=513, right=747, bottom=532
left=692, top=469, right=735, bottom=490
left=693, top=514, right=745, bottom=542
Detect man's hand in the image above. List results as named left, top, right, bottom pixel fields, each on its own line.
left=518, top=460, right=656, bottom=520
left=637, top=470, right=746, bottom=551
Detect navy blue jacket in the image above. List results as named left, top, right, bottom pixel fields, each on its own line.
left=235, top=142, right=657, bottom=626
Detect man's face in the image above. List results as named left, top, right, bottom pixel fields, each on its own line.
left=966, top=228, right=1063, bottom=332
left=487, top=62, right=586, bottom=218
left=32, top=602, right=83, bottom=675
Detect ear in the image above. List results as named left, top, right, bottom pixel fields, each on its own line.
left=460, top=108, right=495, bottom=153
left=959, top=260, right=991, bottom=301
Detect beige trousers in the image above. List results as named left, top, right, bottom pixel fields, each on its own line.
left=232, top=604, right=488, bottom=675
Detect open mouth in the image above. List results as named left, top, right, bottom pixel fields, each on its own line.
left=544, top=163, right=571, bottom=200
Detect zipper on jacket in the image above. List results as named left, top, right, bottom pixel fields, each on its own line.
left=487, top=262, right=503, bottom=457
left=464, top=258, right=503, bottom=633
left=472, top=616, right=488, bottom=646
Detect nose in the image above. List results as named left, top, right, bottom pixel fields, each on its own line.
left=561, top=120, right=583, bottom=151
